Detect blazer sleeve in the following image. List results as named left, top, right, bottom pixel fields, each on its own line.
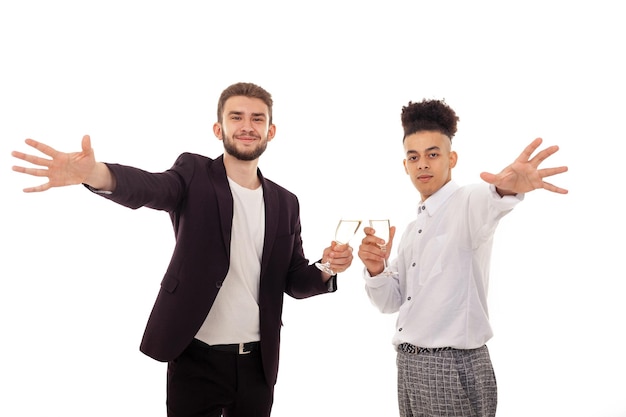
left=85, top=153, right=198, bottom=212
left=281, top=194, right=337, bottom=298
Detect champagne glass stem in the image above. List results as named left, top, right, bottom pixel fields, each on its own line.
left=316, top=219, right=361, bottom=276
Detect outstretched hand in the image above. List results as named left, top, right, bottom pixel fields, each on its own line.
left=480, top=138, right=568, bottom=196
left=12, top=135, right=97, bottom=193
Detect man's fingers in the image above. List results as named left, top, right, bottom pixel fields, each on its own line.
left=362, top=226, right=375, bottom=235
left=24, top=138, right=59, bottom=158
left=12, top=165, right=51, bottom=177
left=22, top=182, right=51, bottom=193
left=479, top=171, right=497, bottom=184
left=530, top=144, right=560, bottom=167
left=538, top=166, right=569, bottom=179
left=542, top=180, right=569, bottom=194
left=11, top=151, right=52, bottom=168
left=81, top=135, right=92, bottom=153
left=515, top=138, right=543, bottom=163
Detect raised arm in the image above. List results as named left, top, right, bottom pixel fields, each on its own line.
left=480, top=137, right=569, bottom=196
left=11, top=135, right=115, bottom=193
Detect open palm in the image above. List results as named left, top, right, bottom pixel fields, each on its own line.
left=12, top=135, right=96, bottom=193
left=480, top=138, right=568, bottom=195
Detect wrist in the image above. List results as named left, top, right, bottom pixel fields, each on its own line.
left=85, top=162, right=116, bottom=191
left=495, top=187, right=517, bottom=197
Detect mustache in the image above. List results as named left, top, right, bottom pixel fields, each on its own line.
left=234, top=133, right=261, bottom=139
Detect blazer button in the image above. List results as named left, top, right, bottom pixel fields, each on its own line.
left=216, top=281, right=223, bottom=288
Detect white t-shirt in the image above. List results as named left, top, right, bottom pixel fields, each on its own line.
left=195, top=178, right=265, bottom=345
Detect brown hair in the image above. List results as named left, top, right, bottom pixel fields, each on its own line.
left=217, top=82, right=274, bottom=124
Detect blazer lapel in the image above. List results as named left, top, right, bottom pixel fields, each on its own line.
left=208, top=155, right=233, bottom=258
left=260, top=172, right=278, bottom=275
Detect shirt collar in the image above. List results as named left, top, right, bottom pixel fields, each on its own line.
left=418, top=181, right=459, bottom=216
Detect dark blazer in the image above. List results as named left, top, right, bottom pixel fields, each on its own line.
left=95, top=153, right=335, bottom=386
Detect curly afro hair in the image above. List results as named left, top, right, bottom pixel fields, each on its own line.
left=401, top=99, right=459, bottom=142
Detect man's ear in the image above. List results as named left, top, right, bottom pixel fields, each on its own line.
left=267, top=124, right=277, bottom=141
left=213, top=122, right=223, bottom=140
left=449, top=150, right=458, bottom=168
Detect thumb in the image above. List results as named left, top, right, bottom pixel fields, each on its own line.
left=81, top=135, right=92, bottom=153
left=480, top=171, right=497, bottom=184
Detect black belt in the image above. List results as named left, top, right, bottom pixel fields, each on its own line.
left=192, top=339, right=260, bottom=355
left=397, top=343, right=454, bottom=354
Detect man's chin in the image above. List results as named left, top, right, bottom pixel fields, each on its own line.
left=234, top=153, right=258, bottom=162
left=222, top=135, right=268, bottom=161
left=224, top=146, right=267, bottom=161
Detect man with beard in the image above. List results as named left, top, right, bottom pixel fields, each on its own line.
left=11, top=82, right=353, bottom=417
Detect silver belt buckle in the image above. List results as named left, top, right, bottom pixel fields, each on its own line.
left=239, top=343, right=251, bottom=355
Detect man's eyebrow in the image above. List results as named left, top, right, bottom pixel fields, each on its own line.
left=227, top=110, right=266, bottom=118
left=406, top=146, right=441, bottom=155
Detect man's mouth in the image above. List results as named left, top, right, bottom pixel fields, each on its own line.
left=235, top=135, right=258, bottom=143
left=417, top=174, right=433, bottom=182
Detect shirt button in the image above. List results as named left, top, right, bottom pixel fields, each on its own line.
left=407, top=296, right=412, bottom=301
left=418, top=229, right=422, bottom=234
left=412, top=263, right=416, bottom=267
left=399, top=328, right=403, bottom=332
left=216, top=281, right=223, bottom=288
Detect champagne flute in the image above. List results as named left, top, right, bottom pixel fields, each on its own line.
left=369, top=219, right=395, bottom=277
left=315, top=219, right=362, bottom=275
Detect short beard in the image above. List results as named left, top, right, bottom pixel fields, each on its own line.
left=222, top=132, right=268, bottom=161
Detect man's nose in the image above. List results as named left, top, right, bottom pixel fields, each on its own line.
left=240, top=118, right=254, bottom=132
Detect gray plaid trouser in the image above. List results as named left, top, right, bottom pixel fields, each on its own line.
left=396, top=345, right=497, bottom=417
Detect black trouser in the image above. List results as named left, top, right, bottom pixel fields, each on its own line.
left=167, top=339, right=273, bottom=417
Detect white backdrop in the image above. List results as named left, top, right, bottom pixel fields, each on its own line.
left=1, top=1, right=624, bottom=416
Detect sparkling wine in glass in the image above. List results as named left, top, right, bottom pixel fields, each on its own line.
left=369, top=219, right=395, bottom=277
left=315, top=219, right=362, bottom=275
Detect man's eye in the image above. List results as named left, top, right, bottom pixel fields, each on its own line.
left=429, top=153, right=438, bottom=158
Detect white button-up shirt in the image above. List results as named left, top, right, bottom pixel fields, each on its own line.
left=364, top=181, right=523, bottom=349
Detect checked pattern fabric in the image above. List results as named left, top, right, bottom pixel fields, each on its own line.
left=396, top=345, right=497, bottom=417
